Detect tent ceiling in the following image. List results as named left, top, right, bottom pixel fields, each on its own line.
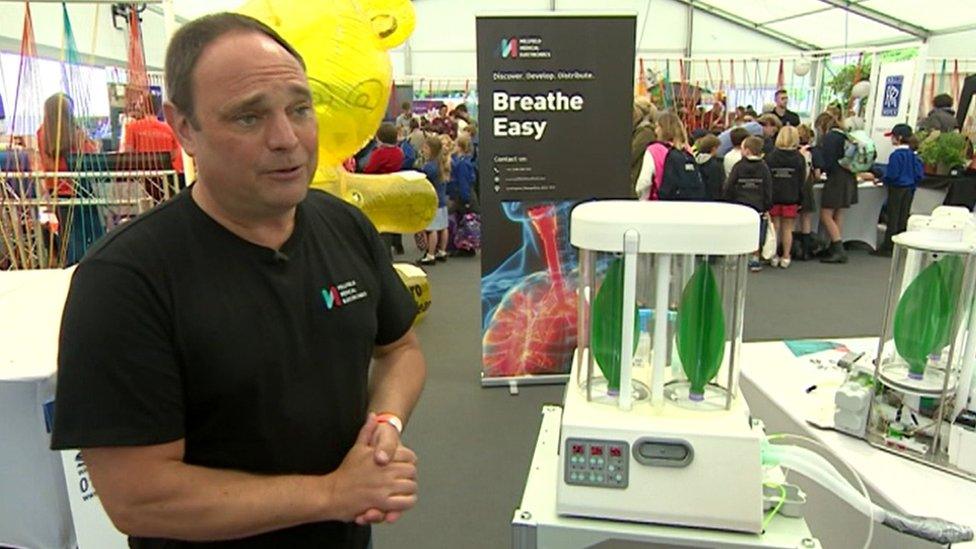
left=171, top=0, right=976, bottom=53
left=699, top=0, right=976, bottom=50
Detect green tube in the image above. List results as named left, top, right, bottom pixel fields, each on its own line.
left=591, top=257, right=639, bottom=393
left=676, top=260, right=726, bottom=400
left=893, top=255, right=962, bottom=379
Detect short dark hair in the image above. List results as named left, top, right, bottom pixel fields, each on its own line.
left=164, top=12, right=306, bottom=126
left=730, top=127, right=751, bottom=147
left=742, top=136, right=764, bottom=156
left=775, top=89, right=787, bottom=98
left=401, top=101, right=411, bottom=111
left=409, top=117, right=420, bottom=131
left=695, top=134, right=720, bottom=154
left=934, top=93, right=954, bottom=109
left=376, top=122, right=398, bottom=144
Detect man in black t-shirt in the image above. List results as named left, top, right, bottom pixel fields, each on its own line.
left=772, top=89, right=801, bottom=128
left=51, top=13, right=426, bottom=548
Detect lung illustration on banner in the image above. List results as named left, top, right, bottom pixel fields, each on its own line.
left=482, top=201, right=579, bottom=377
left=476, top=15, right=636, bottom=384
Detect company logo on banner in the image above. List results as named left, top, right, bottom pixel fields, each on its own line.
left=500, top=38, right=518, bottom=58
left=498, top=36, right=551, bottom=59
left=883, top=75, right=903, bottom=117
left=870, top=60, right=915, bottom=164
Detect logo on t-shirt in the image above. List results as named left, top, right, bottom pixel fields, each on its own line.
left=322, top=279, right=368, bottom=310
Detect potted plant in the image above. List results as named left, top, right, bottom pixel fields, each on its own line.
left=918, top=130, right=968, bottom=176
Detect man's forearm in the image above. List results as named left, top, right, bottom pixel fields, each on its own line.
left=368, top=335, right=427, bottom=424
left=89, top=458, right=333, bottom=541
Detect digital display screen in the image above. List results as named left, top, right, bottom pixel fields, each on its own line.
left=590, top=446, right=603, bottom=456
left=610, top=447, right=622, bottom=457
left=572, top=444, right=584, bottom=454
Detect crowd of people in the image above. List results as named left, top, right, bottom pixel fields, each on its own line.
left=353, top=101, right=480, bottom=265
left=348, top=88, right=969, bottom=272
left=631, top=88, right=938, bottom=271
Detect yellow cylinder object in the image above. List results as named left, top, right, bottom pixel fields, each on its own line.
left=394, top=263, right=430, bottom=325
left=239, top=0, right=415, bottom=167
left=313, top=166, right=437, bottom=233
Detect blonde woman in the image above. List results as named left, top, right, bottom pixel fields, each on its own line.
left=634, top=113, right=704, bottom=200
left=764, top=126, right=808, bottom=268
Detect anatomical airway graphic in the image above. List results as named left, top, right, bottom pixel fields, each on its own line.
left=483, top=205, right=578, bottom=377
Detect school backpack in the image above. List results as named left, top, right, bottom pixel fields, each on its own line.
left=657, top=144, right=708, bottom=201
left=454, top=212, right=482, bottom=251
left=839, top=129, right=877, bottom=173
left=399, top=139, right=417, bottom=171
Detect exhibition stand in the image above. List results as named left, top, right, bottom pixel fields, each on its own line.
left=512, top=406, right=821, bottom=549
left=809, top=182, right=886, bottom=250
left=740, top=338, right=976, bottom=548
left=0, top=269, right=76, bottom=549
left=0, top=268, right=126, bottom=549
left=512, top=336, right=976, bottom=548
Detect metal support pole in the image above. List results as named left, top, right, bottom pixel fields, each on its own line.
left=812, top=55, right=827, bottom=119
left=685, top=1, right=694, bottom=59
left=907, top=43, right=929, bottom=125
left=403, top=38, right=413, bottom=77
left=864, top=52, right=880, bottom=128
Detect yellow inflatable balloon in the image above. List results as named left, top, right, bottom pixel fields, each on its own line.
left=394, top=263, right=431, bottom=325
left=328, top=170, right=439, bottom=234
left=239, top=0, right=436, bottom=233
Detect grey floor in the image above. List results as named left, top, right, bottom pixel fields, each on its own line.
left=373, top=246, right=894, bottom=549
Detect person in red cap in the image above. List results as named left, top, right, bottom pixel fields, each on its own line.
left=874, top=123, right=924, bottom=256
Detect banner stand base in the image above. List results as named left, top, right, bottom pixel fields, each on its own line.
left=481, top=374, right=570, bottom=393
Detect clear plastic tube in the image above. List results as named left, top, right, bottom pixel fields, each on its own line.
left=765, top=434, right=875, bottom=549
left=769, top=445, right=885, bottom=522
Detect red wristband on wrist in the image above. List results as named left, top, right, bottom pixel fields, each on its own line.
left=376, top=412, right=403, bottom=434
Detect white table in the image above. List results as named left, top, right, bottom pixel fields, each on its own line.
left=512, top=405, right=820, bottom=548
left=810, top=182, right=885, bottom=250
left=0, top=269, right=125, bottom=549
left=912, top=187, right=948, bottom=216
left=740, top=338, right=976, bottom=548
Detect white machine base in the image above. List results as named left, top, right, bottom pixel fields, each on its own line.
left=516, top=406, right=819, bottom=548
left=556, top=357, right=765, bottom=534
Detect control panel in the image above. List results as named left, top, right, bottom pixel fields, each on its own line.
left=564, top=438, right=629, bottom=488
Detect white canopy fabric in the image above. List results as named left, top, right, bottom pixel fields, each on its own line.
left=674, top=0, right=976, bottom=50
left=171, top=0, right=976, bottom=54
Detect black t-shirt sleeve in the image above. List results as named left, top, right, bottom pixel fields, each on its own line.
left=353, top=214, right=418, bottom=346
left=51, top=260, right=184, bottom=450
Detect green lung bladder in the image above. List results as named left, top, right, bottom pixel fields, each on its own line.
left=676, top=261, right=726, bottom=400
left=591, top=257, right=639, bottom=393
left=894, top=255, right=963, bottom=378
